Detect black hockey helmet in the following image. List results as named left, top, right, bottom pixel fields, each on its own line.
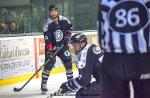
left=71, top=33, right=87, bottom=44
left=71, top=33, right=87, bottom=55
left=49, top=4, right=58, bottom=11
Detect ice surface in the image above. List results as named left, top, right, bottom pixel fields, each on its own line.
left=0, top=70, right=134, bottom=98
left=0, top=71, right=78, bottom=98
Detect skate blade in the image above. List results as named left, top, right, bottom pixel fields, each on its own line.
left=41, top=91, right=47, bottom=95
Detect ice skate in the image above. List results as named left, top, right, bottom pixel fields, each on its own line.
left=41, top=81, right=48, bottom=95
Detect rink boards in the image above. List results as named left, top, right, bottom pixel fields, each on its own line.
left=0, top=31, right=98, bottom=86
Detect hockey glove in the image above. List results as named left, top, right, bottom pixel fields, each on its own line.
left=59, top=82, right=72, bottom=95
left=46, top=51, right=54, bottom=59
left=65, top=30, right=72, bottom=38
left=46, top=43, right=53, bottom=51
left=63, top=30, right=72, bottom=45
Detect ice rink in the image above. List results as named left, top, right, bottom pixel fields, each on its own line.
left=0, top=70, right=134, bottom=98
left=0, top=71, right=78, bottom=98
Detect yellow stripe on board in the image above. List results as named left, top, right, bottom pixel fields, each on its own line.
left=0, top=65, right=77, bottom=87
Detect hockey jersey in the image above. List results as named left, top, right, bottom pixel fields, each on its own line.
left=43, top=15, right=73, bottom=48
left=66, top=44, right=103, bottom=91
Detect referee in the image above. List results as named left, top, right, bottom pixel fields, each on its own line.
left=98, top=0, right=150, bottom=98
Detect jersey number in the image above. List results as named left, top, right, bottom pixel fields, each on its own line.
left=109, top=1, right=149, bottom=33
left=115, top=8, right=140, bottom=28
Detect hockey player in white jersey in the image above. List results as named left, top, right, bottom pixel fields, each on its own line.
left=57, top=33, right=103, bottom=98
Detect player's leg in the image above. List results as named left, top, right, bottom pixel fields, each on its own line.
left=133, top=53, right=150, bottom=98
left=132, top=79, right=150, bottom=98
left=58, top=48, right=73, bottom=80
left=76, top=81, right=100, bottom=98
left=76, top=88, right=86, bottom=98
left=41, top=55, right=56, bottom=94
left=100, top=54, right=130, bottom=98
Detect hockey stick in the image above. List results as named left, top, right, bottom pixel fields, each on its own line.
left=47, top=88, right=75, bottom=98
left=13, top=44, right=64, bottom=92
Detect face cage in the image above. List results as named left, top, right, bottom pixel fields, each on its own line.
left=71, top=42, right=86, bottom=55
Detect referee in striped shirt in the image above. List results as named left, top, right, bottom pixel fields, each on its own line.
left=98, top=0, right=150, bottom=98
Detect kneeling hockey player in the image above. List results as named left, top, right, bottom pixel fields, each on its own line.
left=58, top=33, right=103, bottom=98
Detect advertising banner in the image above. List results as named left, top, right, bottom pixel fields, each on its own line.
left=37, top=37, right=45, bottom=67
left=0, top=37, right=35, bottom=79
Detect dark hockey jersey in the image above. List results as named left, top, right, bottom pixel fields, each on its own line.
left=66, top=44, right=103, bottom=91
left=43, top=15, right=73, bottom=48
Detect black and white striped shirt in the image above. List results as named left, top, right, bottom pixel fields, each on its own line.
left=99, top=0, right=150, bottom=54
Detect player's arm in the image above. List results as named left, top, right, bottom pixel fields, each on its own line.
left=59, top=49, right=93, bottom=94
left=63, top=18, right=73, bottom=45
left=59, top=65, right=93, bottom=94
left=44, top=32, right=53, bottom=51
left=92, top=45, right=103, bottom=83
left=146, top=1, right=150, bottom=8
left=98, top=0, right=110, bottom=47
left=65, top=17, right=73, bottom=31
left=43, top=19, right=53, bottom=52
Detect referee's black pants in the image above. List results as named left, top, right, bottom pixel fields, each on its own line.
left=100, top=53, right=150, bottom=98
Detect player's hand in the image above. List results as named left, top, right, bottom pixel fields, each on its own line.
left=47, top=51, right=53, bottom=59
left=63, top=30, right=72, bottom=45
left=65, top=30, right=72, bottom=38
left=59, top=82, right=72, bottom=94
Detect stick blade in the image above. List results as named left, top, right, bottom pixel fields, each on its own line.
left=13, top=87, right=21, bottom=92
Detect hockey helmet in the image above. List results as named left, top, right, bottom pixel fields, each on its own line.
left=49, top=4, right=58, bottom=12
left=71, top=33, right=87, bottom=44
left=71, top=33, right=87, bottom=55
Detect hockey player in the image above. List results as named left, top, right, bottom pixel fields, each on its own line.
left=98, top=0, right=150, bottom=98
left=58, top=33, right=103, bottom=98
left=41, top=4, right=73, bottom=94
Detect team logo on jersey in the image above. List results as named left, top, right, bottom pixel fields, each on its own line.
left=54, top=30, right=63, bottom=42
left=77, top=59, right=86, bottom=69
left=93, top=47, right=101, bottom=54
left=108, top=0, right=149, bottom=34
